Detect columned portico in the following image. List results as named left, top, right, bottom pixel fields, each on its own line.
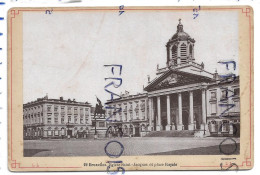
left=156, top=96, right=162, bottom=131
left=177, top=93, right=183, bottom=130
left=103, top=20, right=239, bottom=138
left=147, top=88, right=206, bottom=131
left=188, top=91, right=194, bottom=130
left=166, top=95, right=171, bottom=131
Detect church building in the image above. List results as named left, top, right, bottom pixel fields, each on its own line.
left=105, top=19, right=240, bottom=137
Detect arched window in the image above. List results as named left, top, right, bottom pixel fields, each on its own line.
left=180, top=43, right=187, bottom=57
left=171, top=45, right=177, bottom=60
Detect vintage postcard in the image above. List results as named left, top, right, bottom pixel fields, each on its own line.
left=8, top=6, right=254, bottom=171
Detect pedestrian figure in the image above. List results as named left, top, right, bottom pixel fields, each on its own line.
left=118, top=127, right=123, bottom=137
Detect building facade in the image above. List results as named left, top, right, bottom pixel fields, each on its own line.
left=106, top=20, right=240, bottom=137
left=106, top=93, right=149, bottom=137
left=23, top=95, right=92, bottom=139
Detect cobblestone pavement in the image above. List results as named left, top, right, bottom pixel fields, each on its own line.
left=24, top=137, right=240, bottom=157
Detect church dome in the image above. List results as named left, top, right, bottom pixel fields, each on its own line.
left=171, top=31, right=191, bottom=41
left=169, top=19, right=195, bottom=42
left=166, top=19, right=196, bottom=67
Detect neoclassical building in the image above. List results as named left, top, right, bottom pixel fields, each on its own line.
left=23, top=95, right=94, bottom=139
left=106, top=20, right=240, bottom=137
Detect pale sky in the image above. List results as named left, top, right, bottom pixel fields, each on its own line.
left=23, top=10, right=238, bottom=105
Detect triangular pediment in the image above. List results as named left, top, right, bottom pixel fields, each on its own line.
left=144, top=70, right=213, bottom=92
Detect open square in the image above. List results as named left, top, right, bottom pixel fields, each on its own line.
left=24, top=137, right=240, bottom=157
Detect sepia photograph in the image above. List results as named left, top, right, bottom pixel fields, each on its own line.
left=22, top=9, right=240, bottom=157
left=8, top=6, right=253, bottom=171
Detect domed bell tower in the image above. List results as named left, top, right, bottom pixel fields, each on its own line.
left=166, top=19, right=196, bottom=67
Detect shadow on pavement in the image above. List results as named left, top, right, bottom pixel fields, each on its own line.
left=24, top=149, right=50, bottom=157
left=146, top=143, right=240, bottom=155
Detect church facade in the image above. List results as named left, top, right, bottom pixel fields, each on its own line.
left=105, top=20, right=240, bottom=137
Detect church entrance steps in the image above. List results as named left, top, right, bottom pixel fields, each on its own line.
left=194, top=130, right=210, bottom=138
left=144, top=130, right=195, bottom=137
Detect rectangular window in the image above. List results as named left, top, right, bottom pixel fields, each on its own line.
left=80, top=108, right=83, bottom=115
left=68, top=116, right=71, bottom=122
left=54, top=130, right=59, bottom=136
left=74, top=107, right=78, bottom=114
left=211, top=92, right=216, bottom=99
left=80, top=118, right=83, bottom=124
left=85, top=108, right=89, bottom=115
left=85, top=117, right=88, bottom=124
left=47, top=130, right=52, bottom=136
left=99, top=122, right=105, bottom=127
left=221, top=90, right=227, bottom=99
left=211, top=103, right=217, bottom=114
left=61, top=118, right=64, bottom=124
left=234, top=88, right=240, bottom=96
left=68, top=107, right=72, bottom=114
left=119, top=113, right=122, bottom=121
left=142, top=112, right=145, bottom=119
left=47, top=118, right=52, bottom=124
left=54, top=117, right=58, bottom=124
left=47, top=106, right=52, bottom=112
left=124, top=113, right=128, bottom=121
left=74, top=118, right=78, bottom=124
left=61, top=107, right=65, bottom=113
left=123, top=104, right=127, bottom=112
left=130, top=113, right=133, bottom=120
left=54, top=106, right=58, bottom=112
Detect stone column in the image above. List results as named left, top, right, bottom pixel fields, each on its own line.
left=166, top=95, right=172, bottom=131
left=188, top=91, right=194, bottom=130
left=177, top=93, right=183, bottom=130
left=201, top=89, right=207, bottom=130
left=148, top=98, right=153, bottom=131
left=138, top=100, right=141, bottom=120
left=144, top=100, right=147, bottom=120
left=156, top=96, right=162, bottom=131
left=151, top=98, right=155, bottom=131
